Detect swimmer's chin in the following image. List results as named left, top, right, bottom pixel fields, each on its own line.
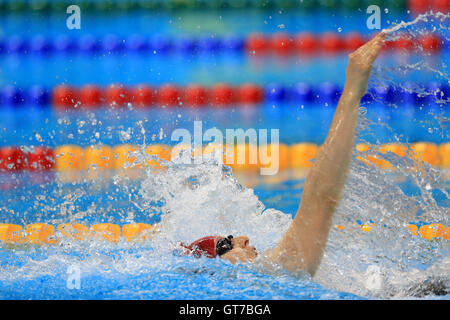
left=219, top=247, right=258, bottom=265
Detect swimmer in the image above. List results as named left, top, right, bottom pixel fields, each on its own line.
left=181, top=32, right=388, bottom=277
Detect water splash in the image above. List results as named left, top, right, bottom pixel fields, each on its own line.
left=313, top=111, right=449, bottom=298
left=138, top=157, right=292, bottom=254
left=383, top=11, right=450, bottom=35
left=367, top=11, right=450, bottom=108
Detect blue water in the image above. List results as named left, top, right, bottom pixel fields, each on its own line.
left=0, top=102, right=448, bottom=147
left=0, top=159, right=369, bottom=299
left=0, top=248, right=363, bottom=300
left=0, top=163, right=447, bottom=299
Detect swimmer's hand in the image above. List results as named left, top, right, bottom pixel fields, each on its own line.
left=344, top=32, right=387, bottom=99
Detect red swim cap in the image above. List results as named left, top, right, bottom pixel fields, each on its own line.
left=181, top=236, right=217, bottom=258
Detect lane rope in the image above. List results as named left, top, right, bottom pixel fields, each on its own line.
left=0, top=222, right=447, bottom=246
left=0, top=142, right=449, bottom=172
left=1, top=82, right=448, bottom=107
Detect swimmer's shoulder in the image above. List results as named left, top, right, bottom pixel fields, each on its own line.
left=252, top=249, right=311, bottom=279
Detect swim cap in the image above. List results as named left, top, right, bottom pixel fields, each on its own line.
left=181, top=236, right=217, bottom=258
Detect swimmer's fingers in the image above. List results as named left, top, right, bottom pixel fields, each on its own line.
left=352, top=32, right=386, bottom=60
left=363, top=32, right=387, bottom=64
left=345, top=32, right=386, bottom=97
left=348, top=33, right=385, bottom=72
left=352, top=32, right=385, bottom=56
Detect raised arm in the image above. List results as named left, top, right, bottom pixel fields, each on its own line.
left=267, top=32, right=387, bottom=276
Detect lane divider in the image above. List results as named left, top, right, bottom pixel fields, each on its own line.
left=0, top=222, right=446, bottom=246
left=0, top=32, right=445, bottom=57
left=335, top=222, right=449, bottom=240
left=408, top=0, right=450, bottom=15
left=247, top=32, right=445, bottom=55
left=1, top=82, right=448, bottom=107
left=0, top=142, right=449, bottom=172
left=0, top=223, right=158, bottom=245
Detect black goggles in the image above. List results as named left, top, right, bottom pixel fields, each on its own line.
left=216, top=235, right=233, bottom=256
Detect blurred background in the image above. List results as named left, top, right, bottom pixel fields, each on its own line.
left=0, top=0, right=448, bottom=300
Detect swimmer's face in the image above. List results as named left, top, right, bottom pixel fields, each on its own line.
left=216, top=235, right=257, bottom=264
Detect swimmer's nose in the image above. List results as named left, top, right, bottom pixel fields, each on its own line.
left=232, top=236, right=250, bottom=248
